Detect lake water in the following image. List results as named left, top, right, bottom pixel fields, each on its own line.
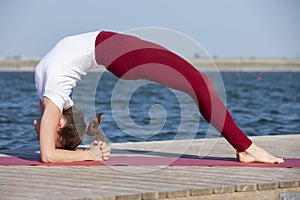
left=0, top=71, right=299, bottom=150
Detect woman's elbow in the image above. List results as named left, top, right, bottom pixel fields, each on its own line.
left=40, top=152, right=55, bottom=163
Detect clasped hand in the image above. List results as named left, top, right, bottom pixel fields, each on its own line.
left=88, top=141, right=111, bottom=161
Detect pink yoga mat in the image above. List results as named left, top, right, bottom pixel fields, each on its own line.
left=0, top=156, right=299, bottom=168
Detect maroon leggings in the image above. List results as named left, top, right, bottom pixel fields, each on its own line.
left=95, top=31, right=252, bottom=152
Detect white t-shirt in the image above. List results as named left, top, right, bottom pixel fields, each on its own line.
left=35, top=31, right=100, bottom=111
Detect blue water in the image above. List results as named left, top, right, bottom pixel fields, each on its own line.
left=0, top=71, right=299, bottom=150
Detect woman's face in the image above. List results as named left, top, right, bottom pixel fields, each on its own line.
left=55, top=133, right=65, bottom=148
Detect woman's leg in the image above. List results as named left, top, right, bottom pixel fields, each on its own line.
left=95, top=31, right=283, bottom=163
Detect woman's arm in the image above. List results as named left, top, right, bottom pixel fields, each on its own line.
left=39, top=97, right=95, bottom=163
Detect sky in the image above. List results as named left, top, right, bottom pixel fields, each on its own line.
left=0, top=0, right=299, bottom=59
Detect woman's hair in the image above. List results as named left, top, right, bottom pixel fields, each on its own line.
left=58, top=107, right=86, bottom=150
left=58, top=107, right=106, bottom=150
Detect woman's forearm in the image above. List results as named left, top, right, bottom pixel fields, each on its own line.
left=42, top=148, right=95, bottom=163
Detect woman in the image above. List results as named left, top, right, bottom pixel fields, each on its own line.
left=33, top=30, right=283, bottom=163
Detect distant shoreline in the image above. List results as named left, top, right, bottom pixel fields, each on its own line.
left=0, top=58, right=299, bottom=72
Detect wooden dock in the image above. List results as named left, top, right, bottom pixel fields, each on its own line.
left=0, top=134, right=299, bottom=200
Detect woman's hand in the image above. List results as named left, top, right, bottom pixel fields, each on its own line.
left=33, top=117, right=41, bottom=139
left=88, top=141, right=111, bottom=161
left=101, top=142, right=111, bottom=161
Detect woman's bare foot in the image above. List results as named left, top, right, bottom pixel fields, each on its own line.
left=237, top=143, right=284, bottom=164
